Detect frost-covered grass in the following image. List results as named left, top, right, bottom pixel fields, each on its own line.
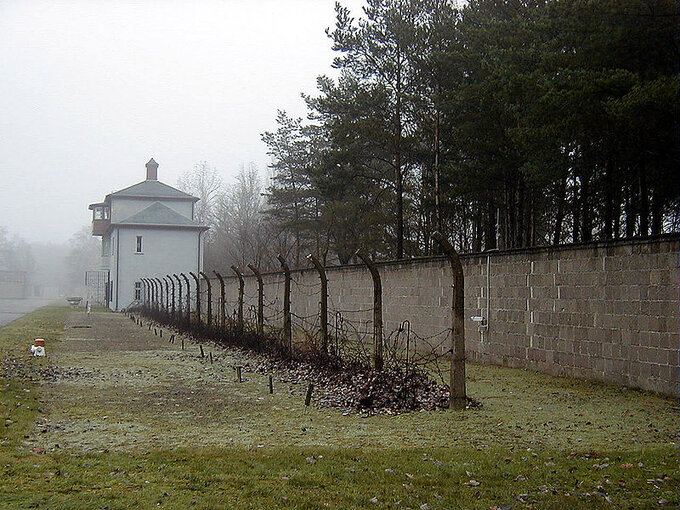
left=1, top=306, right=677, bottom=509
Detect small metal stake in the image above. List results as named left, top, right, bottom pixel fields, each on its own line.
left=268, top=374, right=273, bottom=394
left=305, top=383, right=314, bottom=406
left=199, top=344, right=204, bottom=358
left=236, top=366, right=243, bottom=382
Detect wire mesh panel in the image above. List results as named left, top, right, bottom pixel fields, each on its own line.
left=0, top=270, right=28, bottom=299
left=85, top=270, right=110, bottom=307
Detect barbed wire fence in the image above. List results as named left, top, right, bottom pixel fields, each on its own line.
left=131, top=235, right=467, bottom=410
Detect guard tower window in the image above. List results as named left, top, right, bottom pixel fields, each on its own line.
left=93, top=206, right=109, bottom=220
left=136, top=236, right=143, bottom=253
left=135, top=281, right=142, bottom=300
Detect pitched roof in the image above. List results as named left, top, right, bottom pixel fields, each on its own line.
left=111, top=180, right=197, bottom=200
left=116, top=202, right=206, bottom=229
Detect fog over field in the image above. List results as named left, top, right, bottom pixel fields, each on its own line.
left=0, top=1, right=363, bottom=294
left=0, top=0, right=363, bottom=245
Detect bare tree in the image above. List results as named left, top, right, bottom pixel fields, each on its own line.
left=0, top=227, right=35, bottom=272
left=210, top=163, right=277, bottom=271
left=176, top=161, right=223, bottom=232
left=64, top=226, right=100, bottom=295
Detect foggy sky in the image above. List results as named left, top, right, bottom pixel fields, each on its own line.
left=0, top=0, right=364, bottom=244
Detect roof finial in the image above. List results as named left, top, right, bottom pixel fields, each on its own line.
left=146, top=158, right=158, bottom=180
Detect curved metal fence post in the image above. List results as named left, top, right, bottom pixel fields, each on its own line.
left=307, top=254, right=328, bottom=356
left=200, top=271, right=212, bottom=327
left=145, top=278, right=155, bottom=313
left=189, top=272, right=201, bottom=325
left=214, top=272, right=226, bottom=330
left=432, top=231, right=467, bottom=410
left=146, top=278, right=154, bottom=311
left=163, top=277, right=170, bottom=315
left=141, top=278, right=149, bottom=310
left=142, top=278, right=150, bottom=310
left=355, top=250, right=383, bottom=371
left=173, top=274, right=183, bottom=323
left=231, top=265, right=245, bottom=334
left=247, top=264, right=264, bottom=336
left=167, top=275, right=175, bottom=320
left=154, top=278, right=163, bottom=314
left=180, top=273, right=191, bottom=324
left=276, top=254, right=292, bottom=356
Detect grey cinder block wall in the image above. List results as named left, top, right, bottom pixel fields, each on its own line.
left=207, top=235, right=678, bottom=396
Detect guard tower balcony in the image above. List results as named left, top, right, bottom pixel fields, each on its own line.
left=89, top=203, right=110, bottom=236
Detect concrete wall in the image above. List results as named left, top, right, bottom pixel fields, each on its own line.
left=204, top=236, right=678, bottom=396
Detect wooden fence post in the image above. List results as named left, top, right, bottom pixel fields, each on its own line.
left=355, top=250, right=383, bottom=371
left=432, top=231, right=467, bottom=410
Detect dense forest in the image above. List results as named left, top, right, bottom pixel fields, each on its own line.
left=194, top=0, right=679, bottom=271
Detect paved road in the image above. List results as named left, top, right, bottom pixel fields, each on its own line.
left=0, top=298, right=59, bottom=326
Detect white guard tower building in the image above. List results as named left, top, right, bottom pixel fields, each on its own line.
left=89, top=158, right=208, bottom=310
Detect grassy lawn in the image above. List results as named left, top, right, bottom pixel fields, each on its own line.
left=1, top=306, right=677, bottom=509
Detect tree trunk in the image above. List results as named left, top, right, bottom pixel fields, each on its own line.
left=651, top=189, right=663, bottom=235
left=572, top=173, right=581, bottom=243
left=639, top=167, right=649, bottom=236
left=553, top=176, right=567, bottom=245
left=603, top=161, right=613, bottom=239
left=434, top=108, right=442, bottom=240
left=529, top=191, right=536, bottom=246
left=395, top=51, right=404, bottom=260
left=473, top=201, right=482, bottom=252
left=485, top=200, right=497, bottom=250
left=625, top=180, right=637, bottom=237
left=580, top=173, right=592, bottom=242
left=613, top=192, right=621, bottom=239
